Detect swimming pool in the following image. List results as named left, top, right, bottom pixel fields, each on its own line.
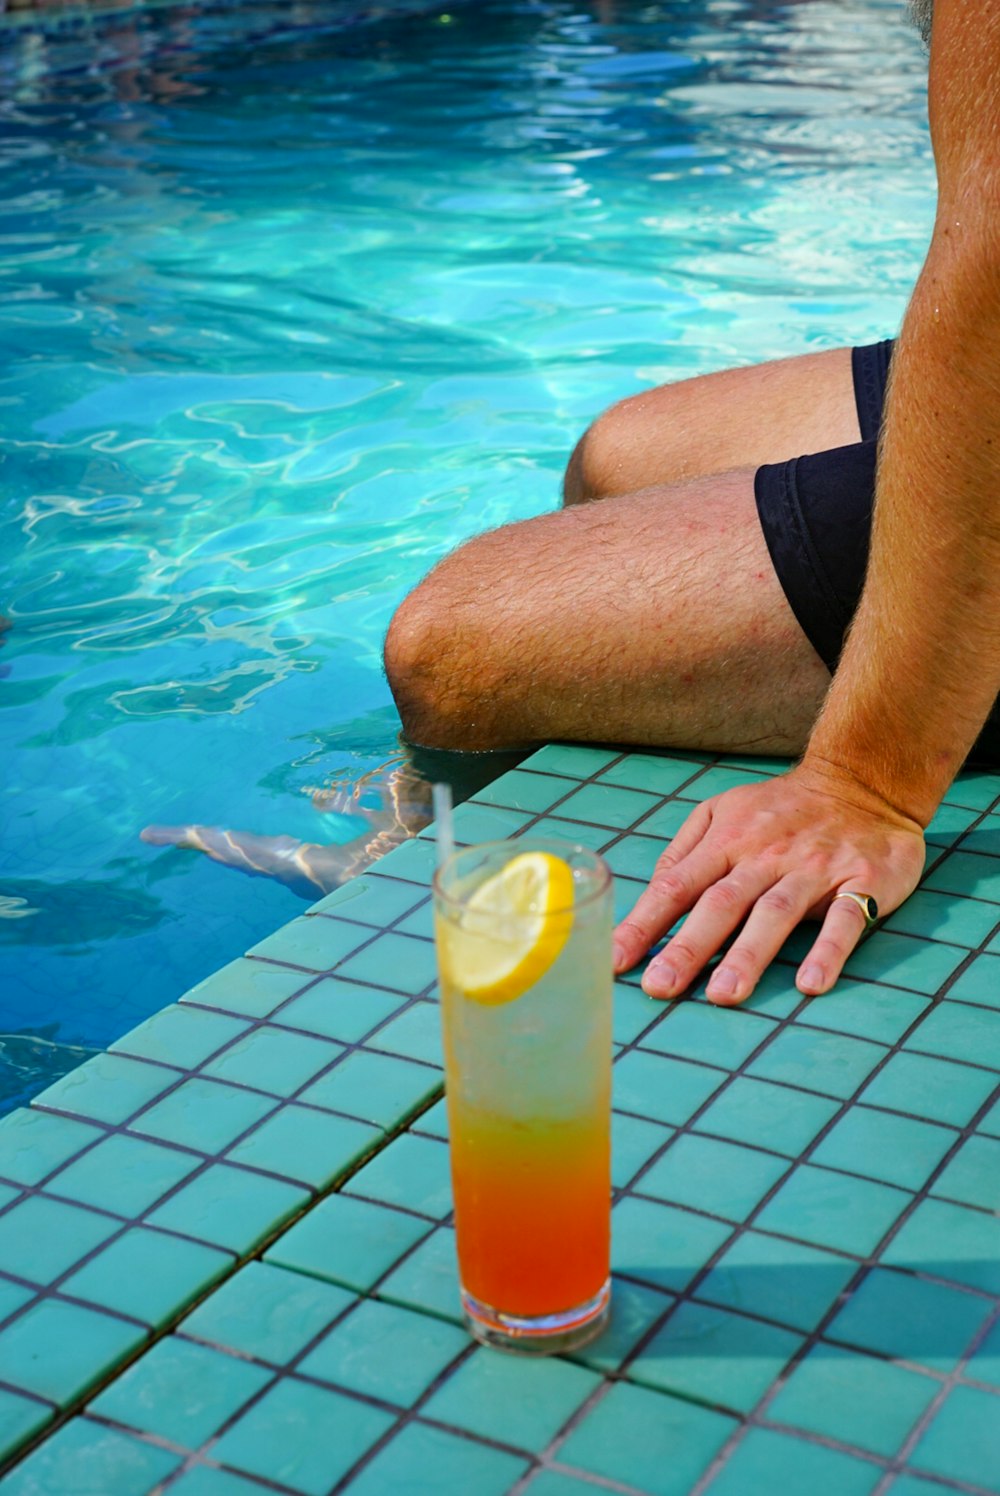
left=0, top=0, right=934, bottom=1111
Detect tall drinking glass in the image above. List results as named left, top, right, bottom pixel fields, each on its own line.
left=433, top=838, right=613, bottom=1354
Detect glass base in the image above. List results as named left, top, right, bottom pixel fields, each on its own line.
left=461, top=1279, right=611, bottom=1356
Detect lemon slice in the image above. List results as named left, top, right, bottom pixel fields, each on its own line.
left=438, top=851, right=575, bottom=1006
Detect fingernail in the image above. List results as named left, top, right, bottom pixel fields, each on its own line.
left=642, top=962, right=678, bottom=999
left=798, top=963, right=825, bottom=993
left=707, top=966, right=740, bottom=999
left=612, top=939, right=627, bottom=972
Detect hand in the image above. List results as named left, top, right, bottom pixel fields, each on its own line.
left=613, top=762, right=927, bottom=1005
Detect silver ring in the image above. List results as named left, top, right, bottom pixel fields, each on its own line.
left=833, top=891, right=879, bottom=930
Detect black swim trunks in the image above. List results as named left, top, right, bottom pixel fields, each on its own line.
left=754, top=338, right=1000, bottom=766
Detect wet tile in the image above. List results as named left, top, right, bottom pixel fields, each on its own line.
left=635, top=799, right=697, bottom=843
left=62, top=1227, right=232, bottom=1328
left=308, top=876, right=426, bottom=927
left=183, top=1260, right=354, bottom=1365
left=336, top=932, right=439, bottom=997
left=146, top=1163, right=308, bottom=1254
left=627, top=1299, right=801, bottom=1413
left=111, top=1004, right=248, bottom=1069
left=472, top=769, right=578, bottom=814
left=642, top=1002, right=775, bottom=1072
left=345, top=1132, right=452, bottom=1218
left=0, top=1196, right=120, bottom=1286
left=131, top=1077, right=277, bottom=1155
left=557, top=1380, right=735, bottom=1496
left=300, top=1297, right=466, bottom=1406
left=345, top=1421, right=528, bottom=1496
left=276, top=978, right=406, bottom=1044
left=746, top=1026, right=886, bottom=1099
left=182, top=958, right=311, bottom=1019
left=704, top=1427, right=880, bottom=1496
left=0, top=1108, right=103, bottom=1187
left=449, top=801, right=534, bottom=843
left=568, top=1276, right=673, bottom=1375
left=370, top=1002, right=443, bottom=1066
left=768, top=1342, right=938, bottom=1458
left=48, top=1133, right=202, bottom=1218
left=909, top=1385, right=1000, bottom=1492
left=299, top=1050, right=440, bottom=1130
left=599, top=753, right=702, bottom=797
left=612, top=1111, right=672, bottom=1189
left=754, top=1165, right=909, bottom=1257
left=612, top=980, right=662, bottom=1046
left=827, top=1266, right=991, bottom=1374
left=424, top=1346, right=600, bottom=1450
left=245, top=914, right=370, bottom=971
left=224, top=1104, right=380, bottom=1190
left=527, top=817, right=613, bottom=852
left=266, top=1191, right=431, bottom=1294
left=600, top=834, right=664, bottom=884
left=32, top=1053, right=184, bottom=1128
left=698, top=1231, right=856, bottom=1334
left=552, top=781, right=661, bottom=831
left=211, top=1377, right=394, bottom=1495
left=521, top=744, right=623, bottom=779
left=612, top=1196, right=732, bottom=1295
left=368, top=835, right=438, bottom=884
left=613, top=1050, right=726, bottom=1127
left=89, top=1337, right=271, bottom=1449
left=0, top=1298, right=146, bottom=1404
left=639, top=1134, right=788, bottom=1222
left=810, top=1107, right=956, bottom=1191
left=0, top=1418, right=178, bottom=1496
left=694, top=1075, right=840, bottom=1158
left=376, top=1226, right=462, bottom=1324
left=199, top=1025, right=344, bottom=1096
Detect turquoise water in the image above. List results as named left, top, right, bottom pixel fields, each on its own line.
left=0, top=0, right=933, bottom=1108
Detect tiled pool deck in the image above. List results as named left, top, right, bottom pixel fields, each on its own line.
left=3, top=743, right=1000, bottom=1495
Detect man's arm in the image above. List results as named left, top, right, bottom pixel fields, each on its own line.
left=614, top=0, right=1000, bottom=1004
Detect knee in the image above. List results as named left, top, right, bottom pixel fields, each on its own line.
left=562, top=394, right=651, bottom=506
left=384, top=538, right=523, bottom=752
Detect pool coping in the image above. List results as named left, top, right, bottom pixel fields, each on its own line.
left=3, top=740, right=1000, bottom=1494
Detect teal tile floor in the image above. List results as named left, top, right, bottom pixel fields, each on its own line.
left=2, top=744, right=1000, bottom=1494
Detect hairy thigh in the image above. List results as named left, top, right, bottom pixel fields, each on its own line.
left=567, top=346, right=861, bottom=502
left=388, top=467, right=831, bottom=755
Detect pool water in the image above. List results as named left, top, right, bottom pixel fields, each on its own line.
left=0, top=0, right=933, bottom=1109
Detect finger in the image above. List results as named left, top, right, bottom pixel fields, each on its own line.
left=613, top=834, right=728, bottom=975
left=796, top=892, right=875, bottom=996
left=643, top=863, right=778, bottom=1000
left=704, top=875, right=816, bottom=1006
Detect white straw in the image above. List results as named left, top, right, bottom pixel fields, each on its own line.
left=432, top=781, right=455, bottom=868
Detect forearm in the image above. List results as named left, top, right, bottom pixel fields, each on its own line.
left=806, top=233, right=1000, bottom=825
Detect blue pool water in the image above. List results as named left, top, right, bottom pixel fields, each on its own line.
left=0, top=0, right=933, bottom=1108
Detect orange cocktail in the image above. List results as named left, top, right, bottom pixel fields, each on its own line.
left=434, top=839, right=613, bottom=1354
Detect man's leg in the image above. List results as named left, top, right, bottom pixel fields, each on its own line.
left=564, top=347, right=861, bottom=503
left=384, top=347, right=861, bottom=756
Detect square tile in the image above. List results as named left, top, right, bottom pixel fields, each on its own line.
left=521, top=745, right=623, bottom=778
left=924, top=851, right=1000, bottom=903
left=308, top=876, right=426, bottom=927
left=210, top=1377, right=394, bottom=1496
left=472, top=769, right=578, bottom=813
left=376, top=1225, right=461, bottom=1323
left=627, top=1299, right=801, bottom=1413
left=634, top=799, right=697, bottom=843
left=844, top=932, right=967, bottom=995
left=168, top=1470, right=266, bottom=1496
left=704, top=1427, right=880, bottom=1496
left=0, top=1109, right=103, bottom=1188
left=370, top=1003, right=443, bottom=1066
left=882, top=1196, right=1000, bottom=1296
left=698, top=1231, right=856, bottom=1334
left=199, top=1026, right=344, bottom=1096
left=909, top=1385, right=1000, bottom=1492
left=225, top=1104, right=380, bottom=1190
left=828, top=1265, right=992, bottom=1374
left=413, top=1096, right=449, bottom=1140
left=0, top=1420, right=178, bottom=1496
left=245, top=914, right=370, bottom=970
left=89, top=1337, right=270, bottom=1449
left=0, top=1196, right=119, bottom=1286
left=754, top=1165, right=908, bottom=1257
left=184, top=1260, right=354, bottom=1365
left=368, top=835, right=438, bottom=884
left=944, top=770, right=1000, bottom=812
left=884, top=890, right=999, bottom=948
left=277, top=979, right=406, bottom=1044
left=450, top=801, right=533, bottom=843
left=553, top=781, right=661, bottom=831
left=860, top=1050, right=997, bottom=1126
left=182, top=959, right=311, bottom=1019
left=932, top=1134, right=1000, bottom=1212
left=810, top=1107, right=956, bottom=1191
left=147, top=1164, right=309, bottom=1254
left=33, top=1053, right=184, bottom=1128
left=336, top=933, right=439, bottom=997
left=344, top=1421, right=527, bottom=1496
left=569, top=1276, right=673, bottom=1374
left=978, top=1091, right=1000, bottom=1138
left=643, top=1003, right=775, bottom=1071
left=966, top=1315, right=1000, bottom=1387
left=694, top=1076, right=840, bottom=1158
left=612, top=980, right=662, bottom=1046
left=0, top=1298, right=146, bottom=1404
left=300, top=1297, right=467, bottom=1405
left=599, top=753, right=702, bottom=797
left=299, top=1051, right=440, bottom=1130
left=48, top=1133, right=201, bottom=1218
left=768, top=1341, right=938, bottom=1458
left=639, top=1134, right=788, bottom=1221
left=679, top=766, right=771, bottom=800
left=797, top=982, right=930, bottom=1046
left=746, top=1026, right=886, bottom=1099
left=947, top=953, right=1000, bottom=1010
left=112, top=1005, right=248, bottom=1069
left=906, top=1002, right=1000, bottom=1070
left=600, top=834, right=663, bottom=884
left=612, top=1111, right=672, bottom=1189
left=557, top=1381, right=736, bottom=1496
left=423, top=1347, right=600, bottom=1450
left=131, top=1077, right=277, bottom=1155
left=0, top=1388, right=52, bottom=1464
left=527, top=816, right=613, bottom=852
left=0, top=1277, right=34, bottom=1325
left=266, top=1192, right=431, bottom=1294
left=612, top=1196, right=732, bottom=1294
left=345, top=1133, right=452, bottom=1218
left=925, top=801, right=983, bottom=848
left=61, top=1227, right=232, bottom=1328
left=613, top=1050, right=726, bottom=1127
